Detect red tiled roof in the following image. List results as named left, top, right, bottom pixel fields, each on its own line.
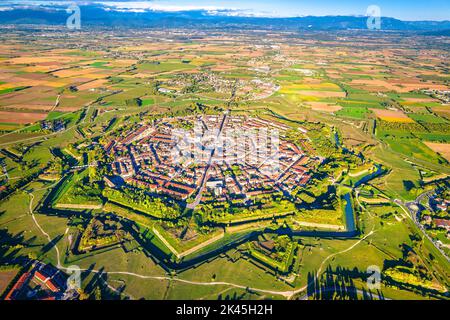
left=35, top=271, right=60, bottom=293
left=45, top=280, right=59, bottom=293
left=35, top=271, right=48, bottom=282
left=5, top=272, right=30, bottom=300
left=435, top=219, right=450, bottom=227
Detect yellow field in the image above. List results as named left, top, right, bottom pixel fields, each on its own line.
left=351, top=78, right=448, bottom=93
left=0, top=83, right=17, bottom=90
left=424, top=142, right=450, bottom=161
left=0, top=111, right=47, bottom=124
left=5, top=55, right=81, bottom=65
left=305, top=102, right=343, bottom=112
left=296, top=90, right=346, bottom=98
left=371, top=109, right=415, bottom=123
left=76, top=79, right=108, bottom=91
left=52, top=68, right=104, bottom=78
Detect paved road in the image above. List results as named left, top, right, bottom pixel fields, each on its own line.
left=187, top=111, right=228, bottom=210
left=401, top=191, right=450, bottom=262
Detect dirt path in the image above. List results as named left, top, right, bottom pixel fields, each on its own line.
left=293, top=220, right=344, bottom=231
left=30, top=194, right=378, bottom=300
left=28, top=180, right=378, bottom=300
left=151, top=227, right=180, bottom=258
left=55, top=203, right=102, bottom=210
left=178, top=232, right=224, bottom=259
left=29, top=193, right=63, bottom=268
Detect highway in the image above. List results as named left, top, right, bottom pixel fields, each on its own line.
left=400, top=190, right=450, bottom=262
left=187, top=111, right=228, bottom=210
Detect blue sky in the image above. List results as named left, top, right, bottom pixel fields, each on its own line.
left=2, top=0, right=449, bottom=20
left=141, top=0, right=450, bottom=20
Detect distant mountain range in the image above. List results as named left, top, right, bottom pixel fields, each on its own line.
left=0, top=5, right=449, bottom=32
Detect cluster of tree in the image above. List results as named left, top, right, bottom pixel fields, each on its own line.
left=103, top=187, right=181, bottom=219
left=79, top=216, right=124, bottom=251
left=86, top=147, right=108, bottom=182
left=417, top=122, right=450, bottom=133
left=303, top=266, right=381, bottom=300
left=59, top=174, right=103, bottom=204
left=249, top=236, right=296, bottom=273
left=377, top=120, right=425, bottom=134
left=384, top=266, right=438, bottom=291
left=125, top=98, right=142, bottom=107
left=199, top=198, right=294, bottom=223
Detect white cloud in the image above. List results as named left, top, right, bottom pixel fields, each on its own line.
left=96, top=1, right=298, bottom=17
left=97, top=1, right=230, bottom=13
left=207, top=9, right=295, bottom=18
left=0, top=1, right=297, bottom=17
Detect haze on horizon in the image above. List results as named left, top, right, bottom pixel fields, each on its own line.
left=1, top=0, right=449, bottom=21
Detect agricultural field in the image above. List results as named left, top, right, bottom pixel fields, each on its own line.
left=0, top=25, right=449, bottom=302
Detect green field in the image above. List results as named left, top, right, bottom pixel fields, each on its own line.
left=0, top=29, right=449, bottom=301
